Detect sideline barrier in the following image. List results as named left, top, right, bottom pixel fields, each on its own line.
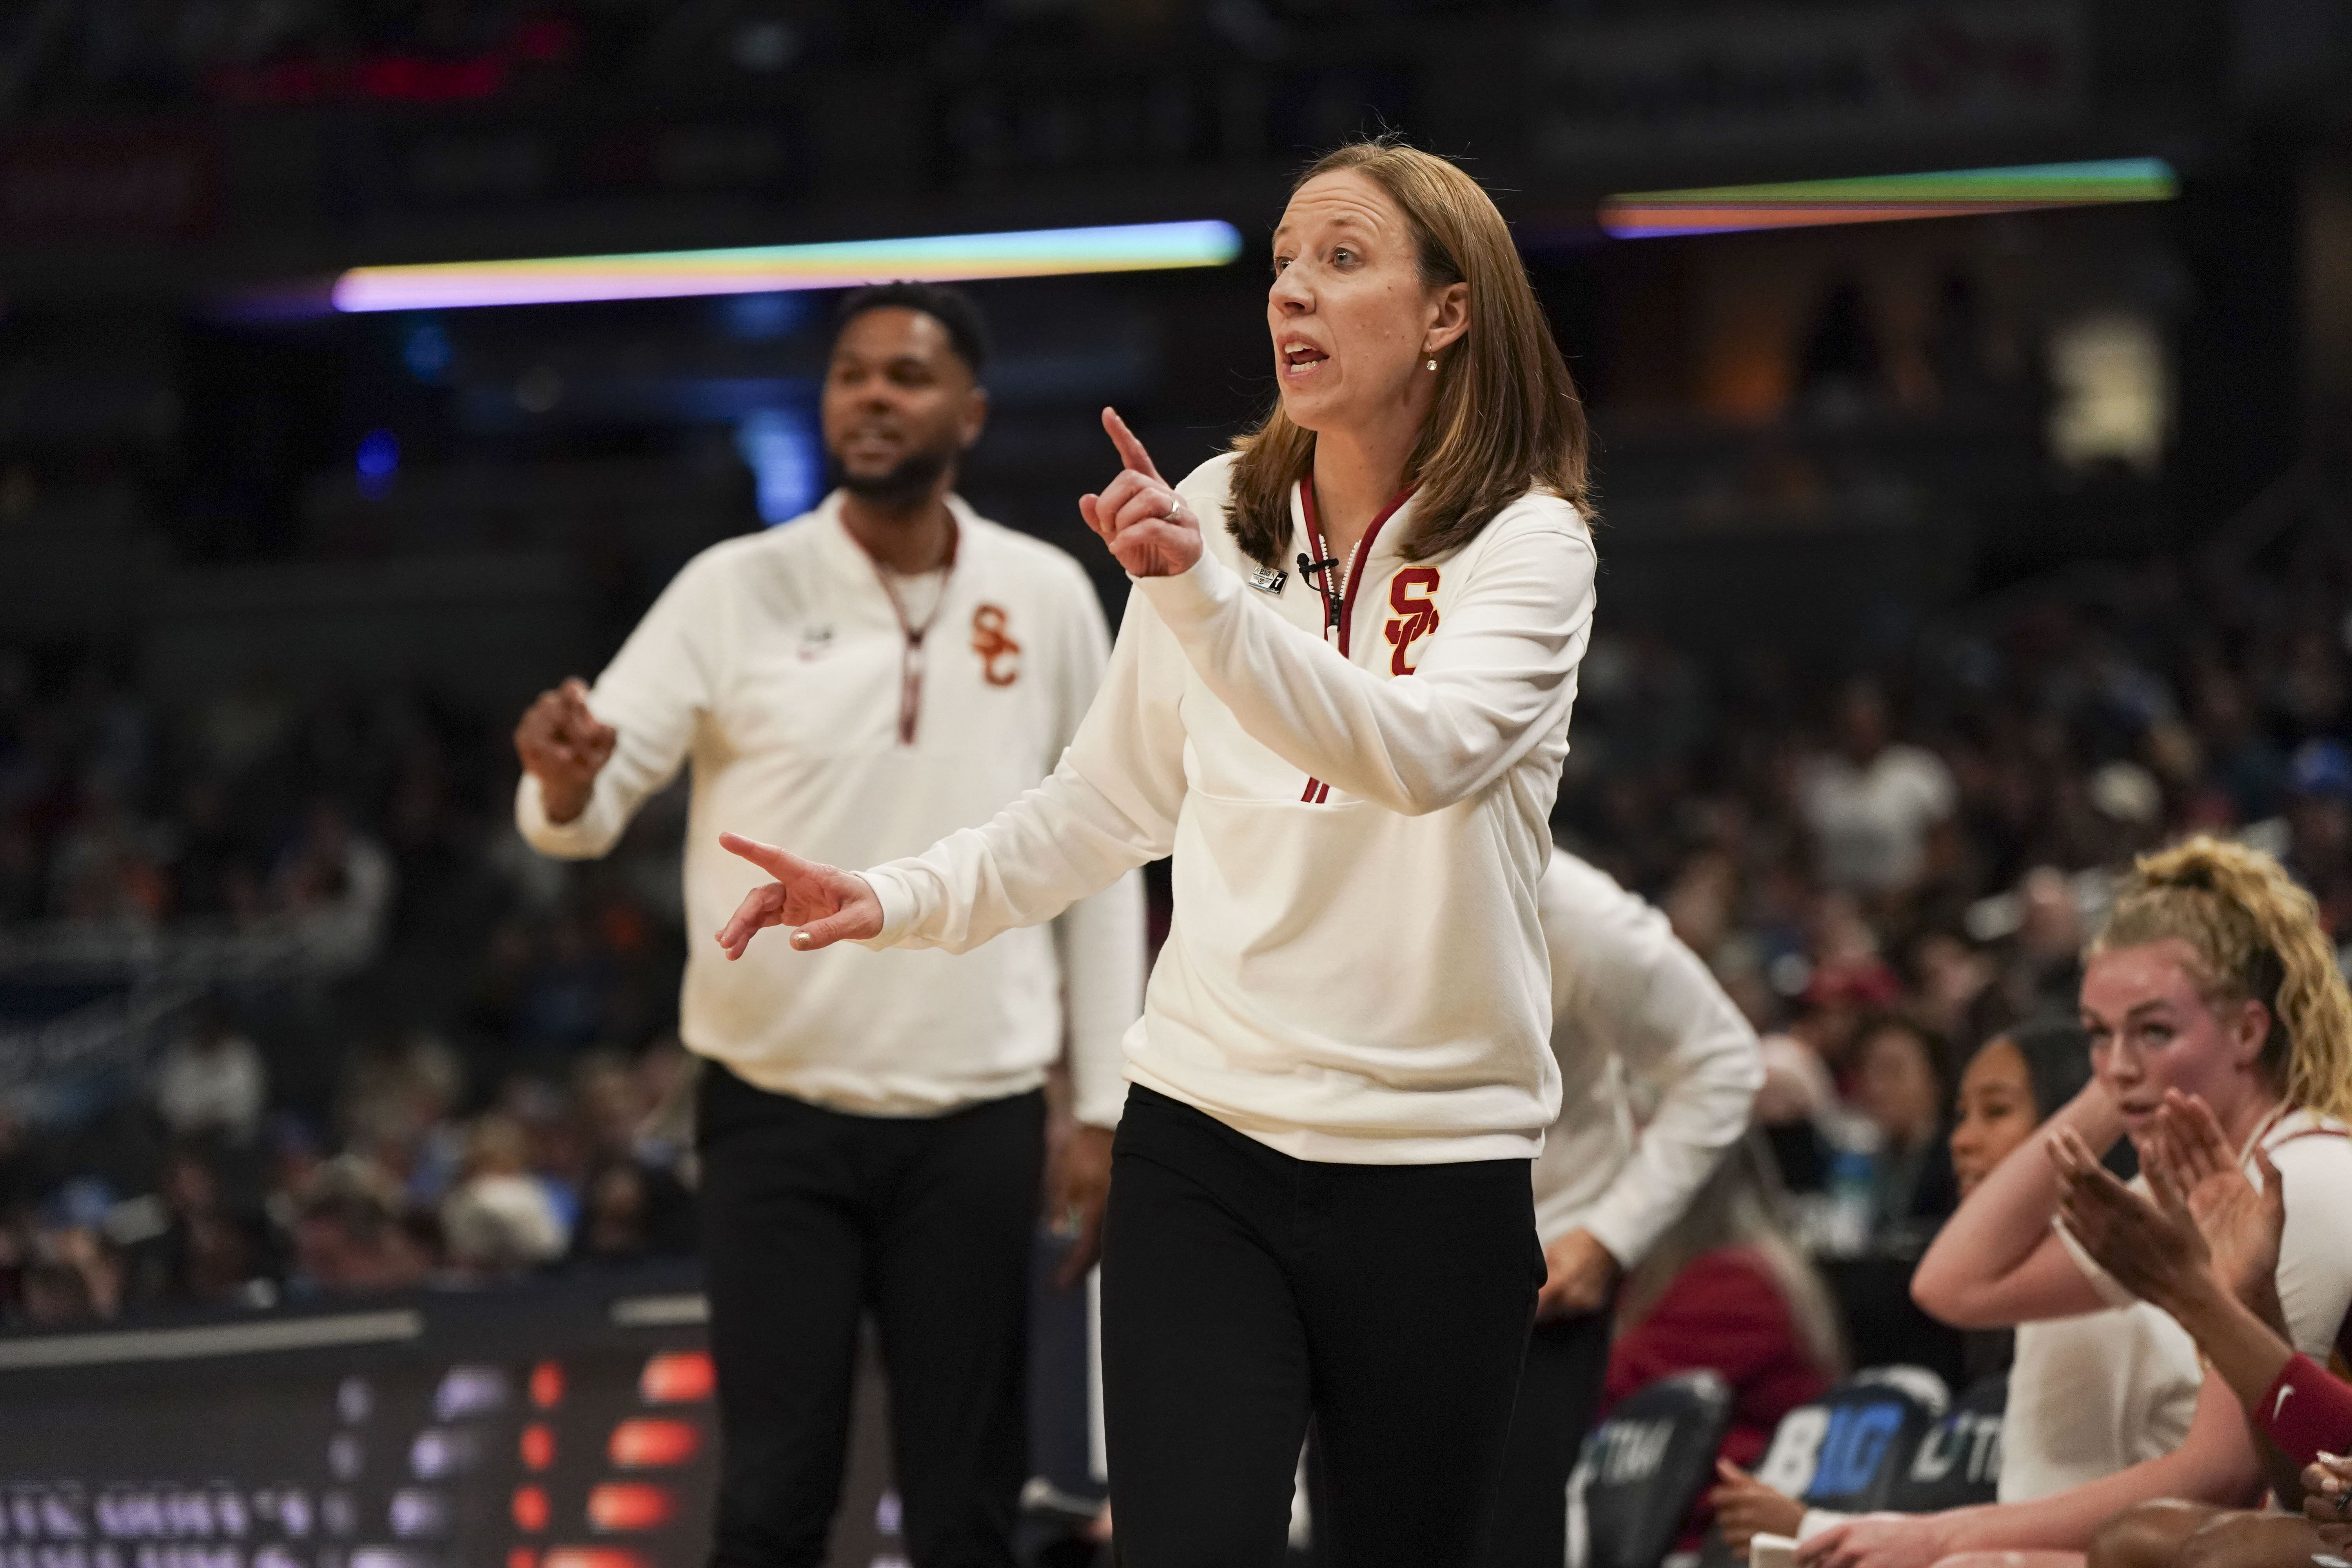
left=0, top=1264, right=901, bottom=1568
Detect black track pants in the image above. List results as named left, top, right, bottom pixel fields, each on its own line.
left=1486, top=1307, right=1616, bottom=1567
left=1101, top=1085, right=1542, bottom=1568
left=697, top=1064, right=1044, bottom=1568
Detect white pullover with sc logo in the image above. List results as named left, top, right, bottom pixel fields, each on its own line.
left=862, top=452, right=1598, bottom=1164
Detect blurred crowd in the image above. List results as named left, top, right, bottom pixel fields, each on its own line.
left=0, top=648, right=700, bottom=1328
left=1555, top=521, right=2352, bottom=1242
left=0, top=506, right=2345, bottom=1336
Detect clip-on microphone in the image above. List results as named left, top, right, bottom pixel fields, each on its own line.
left=1296, top=552, right=1342, bottom=628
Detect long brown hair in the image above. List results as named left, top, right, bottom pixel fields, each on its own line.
left=1619, top=1133, right=1847, bottom=1380
left=2092, top=835, right=2352, bottom=1121
left=1226, top=138, right=1593, bottom=570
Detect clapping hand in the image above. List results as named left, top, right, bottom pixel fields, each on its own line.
left=712, top=833, right=884, bottom=958
left=2049, top=1124, right=2214, bottom=1314
left=2049, top=1090, right=2286, bottom=1317
left=2144, top=1089, right=2285, bottom=1307
left=1079, top=408, right=1204, bottom=579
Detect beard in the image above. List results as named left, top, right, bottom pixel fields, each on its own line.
left=833, top=437, right=958, bottom=510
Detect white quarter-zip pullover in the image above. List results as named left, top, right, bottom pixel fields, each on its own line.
left=516, top=492, right=1144, bottom=1128
left=1530, top=848, right=1764, bottom=1261
left=860, top=452, right=1597, bottom=1163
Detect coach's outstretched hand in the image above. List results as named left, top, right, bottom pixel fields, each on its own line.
left=1080, top=407, right=1203, bottom=579
left=714, top=833, right=884, bottom=958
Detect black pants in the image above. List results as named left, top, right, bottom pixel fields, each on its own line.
left=1102, top=1086, right=1542, bottom=1568
left=1486, top=1308, right=1617, bottom=1568
left=697, top=1063, right=1044, bottom=1568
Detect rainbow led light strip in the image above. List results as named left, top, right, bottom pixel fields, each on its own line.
left=331, top=220, right=1246, bottom=312
left=1599, top=158, right=2178, bottom=239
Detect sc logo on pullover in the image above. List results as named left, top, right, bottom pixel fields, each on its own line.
left=972, top=604, right=1021, bottom=686
left=1385, top=569, right=1441, bottom=675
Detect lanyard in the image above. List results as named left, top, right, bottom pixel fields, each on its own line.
left=1297, top=481, right=1346, bottom=639
left=865, top=524, right=960, bottom=746
left=1296, top=479, right=1414, bottom=656
left=1292, top=480, right=1414, bottom=809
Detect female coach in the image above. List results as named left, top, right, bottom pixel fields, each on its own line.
left=713, top=138, right=1598, bottom=1568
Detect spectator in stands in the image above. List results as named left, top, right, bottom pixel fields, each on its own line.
left=1997, top=867, right=2089, bottom=1026
left=1600, top=1134, right=1845, bottom=1548
left=510, top=909, right=617, bottom=1057
left=1755, top=962, right=1904, bottom=1195
left=258, top=1111, right=324, bottom=1245
left=288, top=1156, right=432, bottom=1297
left=2283, top=738, right=2352, bottom=936
left=123, top=1144, right=270, bottom=1308
left=1711, top=1018, right=2095, bottom=1552
left=151, top=998, right=267, bottom=1148
left=572, top=1048, right=652, bottom=1165
left=271, top=797, right=396, bottom=972
left=22, top=1179, right=124, bottom=1326
left=1849, top=1016, right=1957, bottom=1245
left=19, top=1252, right=103, bottom=1327
left=2050, top=1096, right=2352, bottom=1568
left=1799, top=681, right=1958, bottom=900
left=572, top=1156, right=696, bottom=1264
left=1800, top=837, right=2352, bottom=1568
left=2189, top=671, right=2285, bottom=826
left=440, top=1114, right=569, bottom=1277
left=337, top=1032, right=466, bottom=1210
left=1906, top=929, right=2004, bottom=1060
left=563, top=1046, right=695, bottom=1262
left=629, top=1033, right=697, bottom=1178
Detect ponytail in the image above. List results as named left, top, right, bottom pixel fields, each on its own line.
left=2094, top=836, right=2352, bottom=1121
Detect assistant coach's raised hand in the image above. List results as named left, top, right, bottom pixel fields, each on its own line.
left=514, top=677, right=617, bottom=825
left=1079, top=407, right=1203, bottom=578
left=714, top=833, right=884, bottom=958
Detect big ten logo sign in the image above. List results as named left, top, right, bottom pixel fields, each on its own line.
left=1587, top=1417, right=1675, bottom=1488
left=1754, top=1400, right=1907, bottom=1501
left=1383, top=569, right=1440, bottom=675
left=1907, top=1410, right=2003, bottom=1489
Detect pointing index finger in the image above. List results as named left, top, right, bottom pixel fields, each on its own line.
left=1101, top=407, right=1163, bottom=483
left=719, top=831, right=798, bottom=879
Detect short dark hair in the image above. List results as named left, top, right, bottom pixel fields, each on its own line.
left=834, top=282, right=992, bottom=378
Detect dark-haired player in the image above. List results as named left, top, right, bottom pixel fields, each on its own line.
left=513, top=282, right=1143, bottom=1568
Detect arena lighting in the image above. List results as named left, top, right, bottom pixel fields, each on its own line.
left=329, top=220, right=1246, bottom=312
left=1598, top=158, right=2178, bottom=239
